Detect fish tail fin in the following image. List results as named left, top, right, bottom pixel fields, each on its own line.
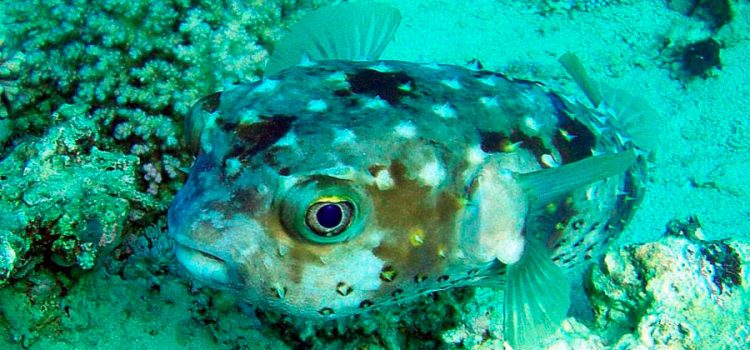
left=504, top=240, right=571, bottom=349
left=265, top=2, right=402, bottom=75
left=516, top=150, right=636, bottom=208
left=559, top=52, right=660, bottom=150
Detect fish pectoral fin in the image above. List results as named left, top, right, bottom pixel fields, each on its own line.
left=503, top=240, right=570, bottom=349
left=559, top=52, right=660, bottom=150
left=265, top=2, right=402, bottom=75
left=516, top=149, right=636, bottom=208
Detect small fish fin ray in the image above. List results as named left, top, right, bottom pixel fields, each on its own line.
left=504, top=240, right=570, bottom=349
left=265, top=2, right=402, bottom=75
left=559, top=52, right=660, bottom=150
left=185, top=92, right=221, bottom=155
left=517, top=150, right=636, bottom=208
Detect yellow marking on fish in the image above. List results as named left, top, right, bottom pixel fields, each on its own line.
left=409, top=228, right=425, bottom=247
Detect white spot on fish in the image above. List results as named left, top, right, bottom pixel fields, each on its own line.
left=333, top=129, right=356, bottom=145
left=394, top=121, right=417, bottom=139
left=306, top=99, right=328, bottom=112
left=466, top=145, right=487, bottom=165
left=225, top=157, right=242, bottom=178
left=432, top=103, right=457, bottom=119
left=478, top=76, right=496, bottom=87
left=418, top=161, right=446, bottom=187
left=369, top=62, right=393, bottom=72
left=327, top=71, right=347, bottom=82
left=298, top=53, right=315, bottom=67
left=364, top=96, right=388, bottom=109
left=523, top=116, right=541, bottom=133
left=479, top=96, right=499, bottom=108
left=398, top=82, right=413, bottom=92
left=541, top=154, right=560, bottom=168
left=441, top=78, right=462, bottom=90
left=239, top=109, right=260, bottom=124
left=275, top=130, right=297, bottom=147
left=254, top=79, right=280, bottom=93
left=374, top=169, right=394, bottom=190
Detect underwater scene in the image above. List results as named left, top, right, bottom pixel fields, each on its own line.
left=1, top=0, right=749, bottom=349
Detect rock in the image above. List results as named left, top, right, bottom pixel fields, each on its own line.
left=586, top=217, right=750, bottom=349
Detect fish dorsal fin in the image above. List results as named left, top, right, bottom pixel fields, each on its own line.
left=265, top=2, right=402, bottom=75
left=517, top=150, right=636, bottom=208
left=504, top=240, right=570, bottom=349
left=559, top=52, right=660, bottom=150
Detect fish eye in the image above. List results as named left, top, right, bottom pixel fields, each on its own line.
left=305, top=200, right=354, bottom=237
left=280, top=178, right=369, bottom=245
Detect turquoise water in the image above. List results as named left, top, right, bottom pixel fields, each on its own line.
left=1, top=0, right=748, bottom=349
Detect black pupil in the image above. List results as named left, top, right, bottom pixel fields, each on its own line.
left=316, top=204, right=343, bottom=229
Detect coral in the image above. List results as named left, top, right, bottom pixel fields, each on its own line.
left=0, top=36, right=23, bottom=146
left=0, top=0, right=333, bottom=285
left=0, top=112, right=160, bottom=285
left=586, top=218, right=750, bottom=349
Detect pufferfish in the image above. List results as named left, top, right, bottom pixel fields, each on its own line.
left=168, top=2, right=651, bottom=348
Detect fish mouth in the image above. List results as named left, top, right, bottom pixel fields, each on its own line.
left=174, top=244, right=231, bottom=285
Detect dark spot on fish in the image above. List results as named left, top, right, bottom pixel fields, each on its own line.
left=551, top=98, right=596, bottom=163
left=318, top=307, right=334, bottom=316
left=392, top=288, right=404, bottom=297
left=232, top=187, right=265, bottom=213
left=572, top=219, right=585, bottom=230
left=226, top=114, right=295, bottom=161
left=414, top=274, right=427, bottom=283
left=509, top=129, right=551, bottom=163
left=467, top=268, right=479, bottom=276
left=273, top=286, right=287, bottom=299
left=200, top=92, right=221, bottom=113
left=334, top=88, right=351, bottom=97
left=359, top=300, right=373, bottom=308
left=278, top=167, right=291, bottom=176
left=437, top=275, right=450, bottom=283
left=572, top=240, right=583, bottom=248
left=336, top=282, right=353, bottom=296
left=192, top=154, right=216, bottom=173
left=380, top=265, right=398, bottom=282
left=584, top=254, right=593, bottom=260
left=346, top=69, right=416, bottom=104
left=479, top=131, right=512, bottom=153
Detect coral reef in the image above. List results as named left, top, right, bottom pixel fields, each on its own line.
left=587, top=217, right=750, bottom=349
left=0, top=113, right=159, bottom=284
left=0, top=0, right=331, bottom=285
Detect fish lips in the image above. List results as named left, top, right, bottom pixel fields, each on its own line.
left=173, top=242, right=233, bottom=286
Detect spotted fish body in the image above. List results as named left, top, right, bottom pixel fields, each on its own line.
left=170, top=58, right=644, bottom=312
left=168, top=2, right=647, bottom=346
